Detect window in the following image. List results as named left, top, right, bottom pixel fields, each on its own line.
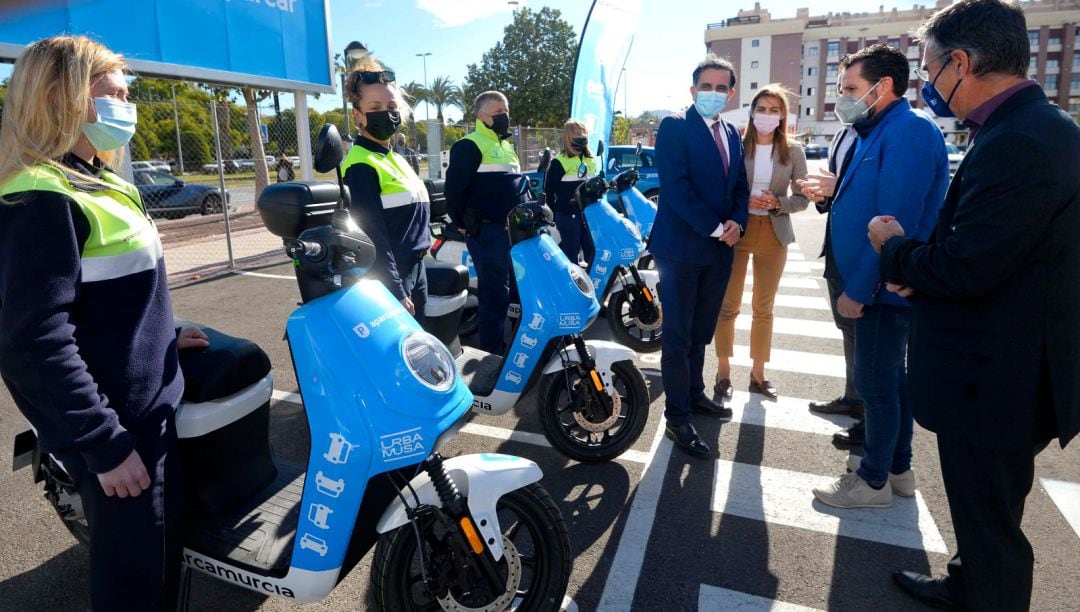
left=1049, top=37, right=1062, bottom=47
left=1030, top=57, right=1038, bottom=72
left=1029, top=31, right=1040, bottom=47
left=888, top=38, right=901, bottom=50
left=826, top=64, right=838, bottom=80
left=1069, top=97, right=1080, bottom=113
left=750, top=82, right=758, bottom=89
left=1074, top=52, right=1080, bottom=69
left=752, top=39, right=760, bottom=47
left=1072, top=73, right=1080, bottom=90
left=806, top=87, right=815, bottom=96
left=827, top=41, right=839, bottom=56
left=909, top=59, right=919, bottom=77
left=751, top=60, right=760, bottom=69
left=907, top=87, right=917, bottom=99
left=1046, top=74, right=1058, bottom=90
left=808, top=67, right=817, bottom=76
left=808, top=46, right=819, bottom=56
left=805, top=107, right=815, bottom=117
left=1047, top=59, right=1060, bottom=69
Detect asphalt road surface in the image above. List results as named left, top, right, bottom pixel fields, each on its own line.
left=1, top=207, right=1078, bottom=611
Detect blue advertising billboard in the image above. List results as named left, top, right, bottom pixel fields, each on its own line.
left=0, top=0, right=333, bottom=92
left=569, top=0, right=641, bottom=171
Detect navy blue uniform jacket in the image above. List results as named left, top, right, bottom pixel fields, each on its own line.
left=651, top=105, right=749, bottom=263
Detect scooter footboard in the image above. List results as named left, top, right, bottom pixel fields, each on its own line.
left=374, top=453, right=542, bottom=560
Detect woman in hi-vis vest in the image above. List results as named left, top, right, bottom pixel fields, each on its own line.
left=341, top=55, right=432, bottom=324
left=0, top=35, right=208, bottom=610
left=543, top=119, right=597, bottom=264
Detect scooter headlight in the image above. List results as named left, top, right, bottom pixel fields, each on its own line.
left=568, top=264, right=594, bottom=297
left=401, top=332, right=456, bottom=392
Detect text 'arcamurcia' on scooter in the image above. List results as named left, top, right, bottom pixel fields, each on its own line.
left=11, top=124, right=572, bottom=611
left=572, top=176, right=663, bottom=354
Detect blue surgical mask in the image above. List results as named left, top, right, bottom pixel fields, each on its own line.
left=920, top=58, right=961, bottom=118
left=695, top=90, right=729, bottom=118
left=81, top=97, right=137, bottom=152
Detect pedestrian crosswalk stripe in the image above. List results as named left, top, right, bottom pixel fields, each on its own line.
left=699, top=585, right=824, bottom=612
left=727, top=391, right=855, bottom=436
left=743, top=293, right=831, bottom=311
left=735, top=315, right=842, bottom=340
left=731, top=345, right=847, bottom=378
left=749, top=261, right=824, bottom=275
left=787, top=251, right=807, bottom=261
left=1041, top=478, right=1080, bottom=539
left=747, top=276, right=821, bottom=290
left=710, top=459, right=948, bottom=553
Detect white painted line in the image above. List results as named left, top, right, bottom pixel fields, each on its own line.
left=787, top=251, right=807, bottom=261
left=710, top=460, right=948, bottom=553
left=699, top=584, right=824, bottom=612
left=731, top=345, right=847, bottom=378
left=561, top=596, right=578, bottom=612
left=235, top=270, right=295, bottom=280
left=728, top=391, right=855, bottom=436
left=743, top=293, right=831, bottom=311
left=744, top=276, right=821, bottom=290
left=598, top=420, right=674, bottom=610
left=748, top=261, right=823, bottom=275
left=271, top=389, right=651, bottom=465
left=1041, top=478, right=1080, bottom=539
left=735, top=315, right=842, bottom=340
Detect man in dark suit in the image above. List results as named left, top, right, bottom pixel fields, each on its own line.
left=870, top=1, right=1080, bottom=609
left=653, top=55, right=749, bottom=458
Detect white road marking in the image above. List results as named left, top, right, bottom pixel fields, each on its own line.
left=727, top=391, right=855, bottom=436
left=1041, top=478, right=1080, bottom=539
left=748, top=261, right=823, bottom=275
left=743, top=293, right=831, bottom=311
left=699, top=584, right=825, bottom=611
left=745, top=276, right=822, bottom=290
left=597, top=420, right=674, bottom=610
left=734, top=315, right=842, bottom=340
left=711, top=460, right=948, bottom=553
left=272, top=389, right=302, bottom=403
left=561, top=597, right=578, bottom=612
left=787, top=251, right=807, bottom=261
left=235, top=270, right=295, bottom=280
left=731, top=345, right=847, bottom=378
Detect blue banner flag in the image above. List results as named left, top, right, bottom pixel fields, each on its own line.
left=569, top=0, right=641, bottom=173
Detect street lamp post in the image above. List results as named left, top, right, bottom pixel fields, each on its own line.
left=416, top=52, right=432, bottom=122
left=342, top=41, right=368, bottom=137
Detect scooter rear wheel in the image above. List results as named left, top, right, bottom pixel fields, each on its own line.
left=606, top=290, right=663, bottom=353
left=537, top=360, right=649, bottom=462
left=371, top=482, right=571, bottom=612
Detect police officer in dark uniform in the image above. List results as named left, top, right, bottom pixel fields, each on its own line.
left=340, top=59, right=431, bottom=323
left=445, top=91, right=526, bottom=353
left=543, top=119, right=597, bottom=265
left=0, top=36, right=208, bottom=610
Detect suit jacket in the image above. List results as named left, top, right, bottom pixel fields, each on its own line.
left=830, top=100, right=950, bottom=306
left=745, top=143, right=809, bottom=245
left=881, top=85, right=1080, bottom=450
left=651, top=105, right=750, bottom=263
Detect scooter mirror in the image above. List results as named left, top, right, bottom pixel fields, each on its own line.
left=313, top=123, right=344, bottom=173
left=537, top=148, right=553, bottom=174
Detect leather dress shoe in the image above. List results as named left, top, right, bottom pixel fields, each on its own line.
left=809, top=396, right=864, bottom=418
left=693, top=396, right=733, bottom=421
left=713, top=378, right=734, bottom=403
left=665, top=422, right=711, bottom=458
left=749, top=376, right=778, bottom=400
left=832, top=419, right=865, bottom=447
left=892, top=571, right=964, bottom=610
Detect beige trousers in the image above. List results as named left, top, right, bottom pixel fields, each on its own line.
left=715, top=214, right=788, bottom=362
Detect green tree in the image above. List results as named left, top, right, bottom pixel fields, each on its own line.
left=611, top=115, right=630, bottom=146
left=463, top=7, right=577, bottom=127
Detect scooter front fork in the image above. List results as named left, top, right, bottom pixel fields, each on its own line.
left=571, top=336, right=615, bottom=412
left=620, top=267, right=661, bottom=325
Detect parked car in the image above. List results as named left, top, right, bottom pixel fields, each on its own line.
left=133, top=160, right=172, bottom=173
left=201, top=160, right=241, bottom=174
left=945, top=143, right=964, bottom=176
left=803, top=144, right=828, bottom=159
left=606, top=145, right=660, bottom=203
left=133, top=169, right=233, bottom=219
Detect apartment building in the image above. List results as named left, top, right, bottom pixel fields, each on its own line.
left=705, top=0, right=1080, bottom=143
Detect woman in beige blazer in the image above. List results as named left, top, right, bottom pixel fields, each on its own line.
left=714, top=84, right=808, bottom=401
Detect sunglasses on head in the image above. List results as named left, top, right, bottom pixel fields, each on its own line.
left=352, top=70, right=396, bottom=94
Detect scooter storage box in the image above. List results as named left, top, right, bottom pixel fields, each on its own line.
left=176, top=326, right=276, bottom=517
left=424, top=261, right=469, bottom=355
left=257, top=180, right=343, bottom=239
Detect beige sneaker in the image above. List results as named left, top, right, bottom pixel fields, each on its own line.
left=813, top=471, right=893, bottom=508
left=846, top=455, right=916, bottom=497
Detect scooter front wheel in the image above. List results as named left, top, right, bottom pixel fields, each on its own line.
left=371, top=482, right=571, bottom=612
left=537, top=360, right=649, bottom=462
left=606, top=290, right=663, bottom=353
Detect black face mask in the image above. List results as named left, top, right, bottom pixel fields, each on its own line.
left=362, top=109, right=401, bottom=141
left=570, top=137, right=588, bottom=151
left=488, top=113, right=511, bottom=138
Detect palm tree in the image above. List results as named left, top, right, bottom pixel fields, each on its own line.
left=426, top=76, right=464, bottom=123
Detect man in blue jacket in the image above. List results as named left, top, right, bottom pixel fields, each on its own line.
left=653, top=55, right=749, bottom=458
left=811, top=44, right=949, bottom=508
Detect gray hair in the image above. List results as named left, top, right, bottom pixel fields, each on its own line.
left=914, top=0, right=1029, bottom=78
left=474, top=91, right=508, bottom=115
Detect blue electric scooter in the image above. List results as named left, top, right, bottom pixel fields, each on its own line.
left=12, top=125, right=572, bottom=610
left=572, top=176, right=663, bottom=353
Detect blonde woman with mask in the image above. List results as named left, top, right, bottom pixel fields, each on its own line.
left=714, top=84, right=808, bottom=403
left=0, top=35, right=208, bottom=610
left=543, top=119, right=597, bottom=263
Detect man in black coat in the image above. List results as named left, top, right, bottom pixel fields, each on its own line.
left=869, top=1, right=1080, bottom=610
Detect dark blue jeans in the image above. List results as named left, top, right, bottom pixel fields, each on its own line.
left=553, top=210, right=594, bottom=266
left=853, top=304, right=913, bottom=488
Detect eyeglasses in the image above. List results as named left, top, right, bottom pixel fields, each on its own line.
left=914, top=50, right=953, bottom=81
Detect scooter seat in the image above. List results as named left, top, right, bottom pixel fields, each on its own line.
left=178, top=324, right=272, bottom=403
left=426, top=261, right=469, bottom=295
